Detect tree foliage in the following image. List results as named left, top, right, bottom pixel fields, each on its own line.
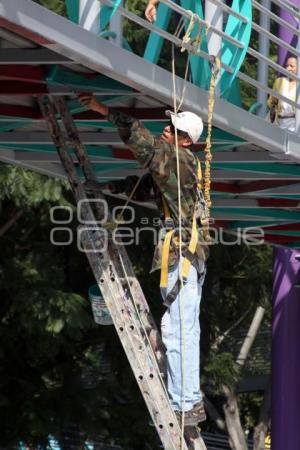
left=0, top=158, right=273, bottom=448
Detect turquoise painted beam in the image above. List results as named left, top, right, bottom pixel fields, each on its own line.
left=65, top=0, right=79, bottom=23
left=199, top=143, right=242, bottom=153
left=123, top=38, right=133, bottom=52
left=99, top=31, right=116, bottom=39
left=0, top=122, right=30, bottom=132
left=201, top=127, right=244, bottom=142
left=75, top=121, right=166, bottom=133
left=220, top=0, right=252, bottom=97
left=144, top=3, right=172, bottom=64
left=100, top=0, right=122, bottom=30
left=73, top=121, right=244, bottom=144
left=0, top=144, right=58, bottom=153
left=213, top=163, right=300, bottom=176
left=264, top=231, right=300, bottom=237
left=223, top=78, right=242, bottom=107
left=213, top=207, right=300, bottom=220
left=46, top=66, right=132, bottom=92
left=211, top=192, right=236, bottom=198
left=230, top=220, right=293, bottom=229
left=180, top=0, right=209, bottom=89
left=0, top=144, right=114, bottom=158
left=249, top=101, right=262, bottom=114
left=258, top=194, right=300, bottom=199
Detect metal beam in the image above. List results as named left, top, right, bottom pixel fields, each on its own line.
left=3, top=150, right=298, bottom=192
left=0, top=27, right=35, bottom=47
left=244, top=182, right=300, bottom=196
left=264, top=222, right=300, bottom=232
left=212, top=212, right=288, bottom=221
left=1, top=0, right=300, bottom=161
left=257, top=198, right=300, bottom=207
left=0, top=64, right=45, bottom=81
left=0, top=148, right=300, bottom=192
left=0, top=82, right=139, bottom=96
left=212, top=198, right=300, bottom=208
left=0, top=131, right=123, bottom=144
left=0, top=152, right=143, bottom=180
left=0, top=149, right=137, bottom=164
left=0, top=145, right=283, bottom=163
left=72, top=108, right=167, bottom=120
left=0, top=154, right=66, bottom=178
left=264, top=234, right=300, bottom=243
left=0, top=105, right=167, bottom=120
left=0, top=48, right=74, bottom=64
left=214, top=162, right=300, bottom=177
left=0, top=81, right=48, bottom=95
left=198, top=151, right=278, bottom=163
left=0, top=131, right=250, bottom=149
left=237, top=180, right=299, bottom=194
left=213, top=207, right=300, bottom=221
left=0, top=103, right=40, bottom=119
left=0, top=131, right=243, bottom=147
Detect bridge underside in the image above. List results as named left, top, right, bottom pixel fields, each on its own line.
left=0, top=0, right=300, bottom=247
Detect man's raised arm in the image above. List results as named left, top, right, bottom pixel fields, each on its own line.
left=79, top=94, right=155, bottom=168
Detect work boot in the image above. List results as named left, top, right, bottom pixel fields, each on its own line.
left=175, top=401, right=206, bottom=427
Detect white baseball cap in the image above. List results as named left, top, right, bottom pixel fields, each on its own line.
left=166, top=110, right=203, bottom=143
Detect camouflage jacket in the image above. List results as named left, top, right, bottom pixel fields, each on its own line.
left=108, top=109, right=209, bottom=272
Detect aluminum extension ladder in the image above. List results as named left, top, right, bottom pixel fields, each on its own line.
left=38, top=95, right=207, bottom=450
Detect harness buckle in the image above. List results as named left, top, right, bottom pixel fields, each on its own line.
left=164, top=218, right=175, bottom=231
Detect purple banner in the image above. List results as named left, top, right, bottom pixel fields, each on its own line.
left=272, top=247, right=300, bottom=449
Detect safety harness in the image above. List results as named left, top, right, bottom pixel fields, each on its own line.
left=160, top=158, right=207, bottom=307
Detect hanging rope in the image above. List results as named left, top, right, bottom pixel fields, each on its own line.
left=202, top=55, right=221, bottom=240
left=180, top=11, right=209, bottom=55
left=177, top=10, right=220, bottom=241
left=170, top=13, right=220, bottom=446
left=171, top=41, right=186, bottom=447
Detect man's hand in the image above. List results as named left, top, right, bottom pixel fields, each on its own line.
left=145, top=0, right=158, bottom=22
left=78, top=93, right=109, bottom=116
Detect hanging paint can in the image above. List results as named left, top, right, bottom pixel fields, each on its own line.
left=88, top=284, right=113, bottom=326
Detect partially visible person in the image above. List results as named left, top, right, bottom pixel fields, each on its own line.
left=265, top=433, right=271, bottom=449
left=267, top=55, right=297, bottom=132
left=33, top=0, right=67, bottom=17
left=145, top=0, right=159, bottom=22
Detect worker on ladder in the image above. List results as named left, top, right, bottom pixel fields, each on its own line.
left=79, top=92, right=209, bottom=427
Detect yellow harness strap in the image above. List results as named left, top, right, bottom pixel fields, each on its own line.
left=160, top=197, right=174, bottom=288
left=197, top=159, right=202, bottom=190
left=160, top=158, right=202, bottom=289
left=181, top=209, right=198, bottom=280
left=160, top=229, right=176, bottom=288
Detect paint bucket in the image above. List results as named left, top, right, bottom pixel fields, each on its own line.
left=88, top=284, right=113, bottom=326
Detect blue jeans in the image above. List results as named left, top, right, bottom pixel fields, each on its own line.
left=160, top=260, right=206, bottom=412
